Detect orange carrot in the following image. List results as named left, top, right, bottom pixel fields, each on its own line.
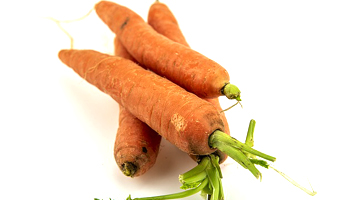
left=147, top=1, right=230, bottom=163
left=58, top=49, right=275, bottom=180
left=59, top=49, right=275, bottom=199
left=94, top=1, right=241, bottom=100
left=59, top=49, right=225, bottom=155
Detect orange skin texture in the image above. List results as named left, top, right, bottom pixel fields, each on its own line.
left=147, top=2, right=230, bottom=163
left=147, top=2, right=190, bottom=47
left=58, top=49, right=225, bottom=155
left=115, top=105, right=161, bottom=177
left=114, top=36, right=161, bottom=177
left=95, top=1, right=230, bottom=98
left=113, top=36, right=137, bottom=62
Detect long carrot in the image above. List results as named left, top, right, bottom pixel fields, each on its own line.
left=59, top=49, right=224, bottom=155
left=94, top=1, right=241, bottom=101
left=58, top=49, right=275, bottom=176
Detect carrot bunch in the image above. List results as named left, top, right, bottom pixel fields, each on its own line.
left=57, top=1, right=279, bottom=200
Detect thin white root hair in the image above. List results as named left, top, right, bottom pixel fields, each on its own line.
left=269, top=165, right=317, bottom=196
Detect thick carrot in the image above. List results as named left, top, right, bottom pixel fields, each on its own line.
left=58, top=49, right=275, bottom=179
left=147, top=1, right=230, bottom=164
left=94, top=1, right=241, bottom=100
left=59, top=49, right=224, bottom=155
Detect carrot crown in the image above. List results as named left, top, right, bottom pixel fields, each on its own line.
left=126, top=154, right=224, bottom=200
left=222, top=83, right=241, bottom=101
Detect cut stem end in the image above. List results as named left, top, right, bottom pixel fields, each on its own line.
left=222, top=83, right=241, bottom=101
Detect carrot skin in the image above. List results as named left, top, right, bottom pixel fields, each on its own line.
left=95, top=1, right=230, bottom=98
left=147, top=2, right=230, bottom=163
left=114, top=36, right=137, bottom=62
left=114, top=35, right=161, bottom=177
left=147, top=1, right=189, bottom=47
left=115, top=105, right=161, bottom=177
left=59, top=49, right=225, bottom=155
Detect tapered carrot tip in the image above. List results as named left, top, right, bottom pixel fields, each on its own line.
left=58, top=49, right=78, bottom=66
left=122, top=162, right=137, bottom=177
left=58, top=49, right=68, bottom=59
left=58, top=50, right=71, bottom=66
left=94, top=1, right=120, bottom=31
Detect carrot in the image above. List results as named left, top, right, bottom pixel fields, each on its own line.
left=59, top=49, right=276, bottom=200
left=147, top=1, right=231, bottom=164
left=94, top=1, right=241, bottom=101
left=59, top=49, right=225, bottom=155
left=58, top=49, right=275, bottom=175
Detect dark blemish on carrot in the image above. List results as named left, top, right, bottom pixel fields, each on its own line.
left=120, top=17, right=130, bottom=30
left=142, top=147, right=148, bottom=153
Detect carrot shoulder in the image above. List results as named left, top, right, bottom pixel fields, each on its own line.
left=94, top=1, right=240, bottom=100
left=59, top=49, right=225, bottom=155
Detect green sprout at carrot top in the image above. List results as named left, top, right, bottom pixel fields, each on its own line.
left=126, top=154, right=224, bottom=200
left=126, top=119, right=279, bottom=200
left=124, top=119, right=316, bottom=200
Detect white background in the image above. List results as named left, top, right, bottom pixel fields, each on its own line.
left=1, top=0, right=349, bottom=200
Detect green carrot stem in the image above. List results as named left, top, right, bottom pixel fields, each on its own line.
left=218, top=173, right=224, bottom=200
left=212, top=139, right=261, bottom=179
left=244, top=119, right=256, bottom=159
left=127, top=178, right=209, bottom=200
left=222, top=83, right=241, bottom=101
left=179, top=156, right=210, bottom=182
left=209, top=154, right=222, bottom=178
left=245, top=119, right=256, bottom=147
left=200, top=181, right=213, bottom=197
left=180, top=171, right=207, bottom=187
left=206, top=166, right=220, bottom=200
left=211, top=130, right=276, bottom=162
left=250, top=158, right=269, bottom=169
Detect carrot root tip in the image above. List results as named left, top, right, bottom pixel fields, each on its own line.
left=122, top=162, right=138, bottom=177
